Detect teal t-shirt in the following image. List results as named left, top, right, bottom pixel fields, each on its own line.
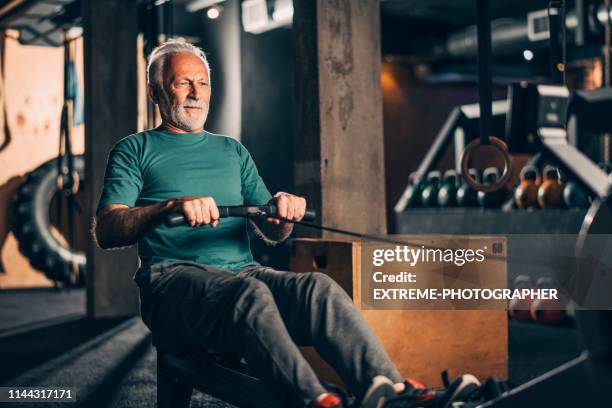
left=97, top=129, right=272, bottom=272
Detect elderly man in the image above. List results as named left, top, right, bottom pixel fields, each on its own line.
left=94, top=40, right=478, bottom=408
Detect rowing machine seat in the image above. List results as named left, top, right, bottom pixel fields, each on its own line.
left=156, top=347, right=280, bottom=408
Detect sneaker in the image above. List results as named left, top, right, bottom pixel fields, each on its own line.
left=385, top=373, right=481, bottom=408
left=311, top=393, right=344, bottom=408
left=321, top=381, right=355, bottom=407
left=360, top=376, right=397, bottom=408
left=384, top=377, right=438, bottom=407
left=454, top=377, right=509, bottom=406
left=437, top=374, right=481, bottom=408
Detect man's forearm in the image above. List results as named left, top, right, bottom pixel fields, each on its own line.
left=95, top=201, right=171, bottom=249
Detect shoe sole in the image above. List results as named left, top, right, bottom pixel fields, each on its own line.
left=443, top=374, right=481, bottom=408
left=361, top=376, right=397, bottom=408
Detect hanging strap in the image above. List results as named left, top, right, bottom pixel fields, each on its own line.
left=476, top=0, right=492, bottom=145
left=548, top=1, right=566, bottom=85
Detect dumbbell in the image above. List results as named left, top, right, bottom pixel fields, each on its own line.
left=530, top=277, right=567, bottom=325
left=537, top=165, right=565, bottom=208
left=438, top=169, right=459, bottom=207
left=420, top=170, right=442, bottom=208
left=404, top=172, right=424, bottom=208
left=457, top=168, right=480, bottom=207
left=514, top=165, right=540, bottom=209
left=508, top=275, right=534, bottom=321
left=478, top=168, right=509, bottom=208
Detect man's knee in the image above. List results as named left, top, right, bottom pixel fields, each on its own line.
left=232, top=277, right=282, bottom=333
left=308, top=272, right=345, bottom=296
left=237, top=276, right=275, bottom=304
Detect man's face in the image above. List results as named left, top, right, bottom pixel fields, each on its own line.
left=157, top=52, right=211, bottom=132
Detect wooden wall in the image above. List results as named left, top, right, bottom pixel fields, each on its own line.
left=0, top=33, right=84, bottom=288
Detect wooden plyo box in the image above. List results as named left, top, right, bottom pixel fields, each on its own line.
left=291, top=238, right=508, bottom=387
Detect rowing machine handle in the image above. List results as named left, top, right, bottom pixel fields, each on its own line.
left=164, top=205, right=316, bottom=227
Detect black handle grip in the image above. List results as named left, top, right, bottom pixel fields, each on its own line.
left=165, top=213, right=189, bottom=228
left=263, top=205, right=316, bottom=222
left=164, top=205, right=316, bottom=227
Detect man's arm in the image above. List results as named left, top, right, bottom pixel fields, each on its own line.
left=94, top=197, right=220, bottom=249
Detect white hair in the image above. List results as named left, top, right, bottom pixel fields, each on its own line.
left=146, top=39, right=211, bottom=90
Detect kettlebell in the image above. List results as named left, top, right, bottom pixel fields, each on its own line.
left=457, top=168, right=480, bottom=207
left=530, top=277, right=567, bottom=325
left=438, top=170, right=459, bottom=207
left=508, top=275, right=534, bottom=321
left=478, top=168, right=509, bottom=208
left=404, top=172, right=424, bottom=208
left=563, top=181, right=590, bottom=209
left=537, top=166, right=565, bottom=209
left=514, top=165, right=541, bottom=209
left=420, top=171, right=442, bottom=207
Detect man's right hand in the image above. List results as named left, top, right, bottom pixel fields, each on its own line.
left=165, top=196, right=220, bottom=228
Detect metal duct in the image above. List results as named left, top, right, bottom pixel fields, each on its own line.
left=446, top=18, right=532, bottom=58
left=432, top=3, right=612, bottom=61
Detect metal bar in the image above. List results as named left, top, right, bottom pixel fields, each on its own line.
left=415, top=107, right=463, bottom=180
left=541, top=137, right=610, bottom=199
left=478, top=353, right=592, bottom=407
left=476, top=0, right=492, bottom=144
left=575, top=0, right=588, bottom=46
left=394, top=108, right=463, bottom=214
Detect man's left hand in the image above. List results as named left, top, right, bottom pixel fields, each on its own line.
left=267, top=192, right=307, bottom=225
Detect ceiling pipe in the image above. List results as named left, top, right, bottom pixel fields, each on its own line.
left=423, top=2, right=612, bottom=61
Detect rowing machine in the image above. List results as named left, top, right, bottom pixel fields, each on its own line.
left=157, top=348, right=280, bottom=408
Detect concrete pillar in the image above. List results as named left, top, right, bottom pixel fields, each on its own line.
left=83, top=0, right=139, bottom=318
left=294, top=0, right=386, bottom=236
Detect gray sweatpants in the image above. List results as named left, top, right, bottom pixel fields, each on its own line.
left=136, top=261, right=403, bottom=407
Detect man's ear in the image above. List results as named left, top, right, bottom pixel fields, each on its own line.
left=147, top=83, right=159, bottom=105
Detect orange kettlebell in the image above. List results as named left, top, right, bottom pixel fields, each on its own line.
left=530, top=277, right=567, bottom=325
left=514, top=165, right=541, bottom=209
left=537, top=166, right=565, bottom=208
left=508, top=275, right=534, bottom=321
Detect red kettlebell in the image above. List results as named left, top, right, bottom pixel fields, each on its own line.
left=508, top=275, right=534, bottom=321
left=530, top=277, right=567, bottom=325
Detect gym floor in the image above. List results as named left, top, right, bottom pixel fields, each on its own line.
left=0, top=288, right=583, bottom=407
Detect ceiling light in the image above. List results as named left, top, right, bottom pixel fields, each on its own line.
left=187, top=0, right=225, bottom=13
left=207, top=6, right=221, bottom=19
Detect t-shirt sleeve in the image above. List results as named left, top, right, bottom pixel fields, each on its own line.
left=238, top=143, right=272, bottom=205
left=96, top=140, right=143, bottom=213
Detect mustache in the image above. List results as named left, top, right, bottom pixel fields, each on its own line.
left=180, top=101, right=205, bottom=109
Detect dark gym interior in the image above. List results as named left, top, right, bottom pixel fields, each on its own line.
left=0, top=0, right=610, bottom=407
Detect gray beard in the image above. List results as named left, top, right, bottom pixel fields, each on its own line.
left=159, top=91, right=208, bottom=131
left=170, top=103, right=208, bottom=131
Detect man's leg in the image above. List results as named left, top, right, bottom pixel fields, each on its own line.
left=237, top=266, right=404, bottom=400
left=138, top=262, right=327, bottom=407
